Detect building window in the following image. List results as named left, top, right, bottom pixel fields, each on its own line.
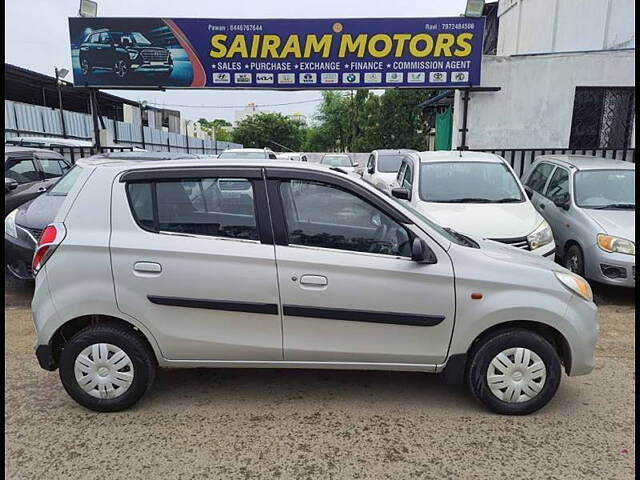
left=569, top=87, right=635, bottom=149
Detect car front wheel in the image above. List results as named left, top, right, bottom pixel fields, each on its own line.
left=564, top=244, right=585, bottom=276
left=58, top=324, right=156, bottom=412
left=113, top=59, right=129, bottom=78
left=467, top=329, right=562, bottom=415
left=80, top=57, right=91, bottom=75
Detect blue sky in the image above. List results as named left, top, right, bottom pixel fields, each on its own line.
left=5, top=0, right=468, bottom=123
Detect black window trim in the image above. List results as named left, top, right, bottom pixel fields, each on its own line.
left=122, top=167, right=272, bottom=244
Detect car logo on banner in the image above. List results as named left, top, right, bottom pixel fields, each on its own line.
left=234, top=73, right=252, bottom=84
left=300, top=73, right=317, bottom=83
left=385, top=72, right=403, bottom=83
left=429, top=72, right=447, bottom=83
left=407, top=72, right=425, bottom=83
left=451, top=71, right=470, bottom=82
left=277, top=73, right=295, bottom=84
left=213, top=72, right=231, bottom=84
left=321, top=73, right=339, bottom=84
left=343, top=72, right=360, bottom=84
left=364, top=72, right=382, bottom=83
left=256, top=73, right=274, bottom=84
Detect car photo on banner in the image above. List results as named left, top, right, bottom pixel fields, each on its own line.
left=69, top=18, right=195, bottom=87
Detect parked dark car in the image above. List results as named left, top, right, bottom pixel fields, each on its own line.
left=78, top=29, right=173, bottom=79
left=5, top=146, right=71, bottom=215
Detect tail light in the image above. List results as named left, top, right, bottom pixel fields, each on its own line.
left=32, top=223, right=66, bottom=274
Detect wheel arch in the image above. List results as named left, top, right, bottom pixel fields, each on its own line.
left=442, top=320, right=572, bottom=384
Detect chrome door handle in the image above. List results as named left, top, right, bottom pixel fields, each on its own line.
left=133, top=262, right=162, bottom=273
left=299, top=275, right=328, bottom=287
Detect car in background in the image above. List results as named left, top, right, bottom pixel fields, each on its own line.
left=218, top=148, right=278, bottom=160
left=5, top=146, right=71, bottom=215
left=6, top=137, right=95, bottom=149
left=5, top=152, right=197, bottom=280
left=389, top=151, right=556, bottom=257
left=319, top=153, right=358, bottom=172
left=522, top=155, right=635, bottom=287
left=362, top=149, right=417, bottom=194
left=276, top=153, right=302, bottom=161
left=78, top=29, right=173, bottom=79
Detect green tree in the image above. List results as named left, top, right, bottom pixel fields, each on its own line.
left=197, top=118, right=233, bottom=142
left=376, top=89, right=429, bottom=150
left=232, top=112, right=305, bottom=151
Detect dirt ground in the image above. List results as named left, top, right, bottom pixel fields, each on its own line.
left=4, top=272, right=635, bottom=479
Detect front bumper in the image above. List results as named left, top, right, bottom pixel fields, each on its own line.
left=563, top=294, right=599, bottom=376
left=130, top=63, right=173, bottom=73
left=530, top=240, right=556, bottom=258
left=5, top=228, right=37, bottom=280
left=583, top=243, right=635, bottom=287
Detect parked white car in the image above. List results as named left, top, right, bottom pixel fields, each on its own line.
left=31, top=153, right=596, bottom=414
left=218, top=148, right=277, bottom=160
left=389, top=151, right=556, bottom=257
left=319, top=154, right=358, bottom=172
left=362, top=149, right=417, bottom=194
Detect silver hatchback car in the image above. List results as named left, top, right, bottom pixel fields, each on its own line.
left=523, top=156, right=635, bottom=287
left=31, top=154, right=598, bottom=414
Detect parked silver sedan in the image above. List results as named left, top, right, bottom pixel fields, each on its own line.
left=523, top=156, right=635, bottom=287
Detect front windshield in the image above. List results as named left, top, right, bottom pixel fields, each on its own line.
left=419, top=162, right=524, bottom=203
left=114, top=32, right=152, bottom=45
left=218, top=151, right=265, bottom=159
left=49, top=166, right=83, bottom=196
left=377, top=154, right=403, bottom=173
left=575, top=169, right=635, bottom=209
left=321, top=155, right=352, bottom=167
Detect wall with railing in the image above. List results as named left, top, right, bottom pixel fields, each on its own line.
left=4, top=100, right=242, bottom=154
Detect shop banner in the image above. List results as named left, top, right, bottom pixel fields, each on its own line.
left=69, top=17, right=484, bottom=89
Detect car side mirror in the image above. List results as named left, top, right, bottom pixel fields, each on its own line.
left=524, top=186, right=534, bottom=200
left=367, top=165, right=375, bottom=174
left=411, top=238, right=437, bottom=264
left=5, top=177, right=18, bottom=193
left=353, top=162, right=359, bottom=168
left=391, top=187, right=410, bottom=200
left=553, top=193, right=571, bottom=210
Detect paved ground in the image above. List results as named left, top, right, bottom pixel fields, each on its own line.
left=5, top=272, right=635, bottom=479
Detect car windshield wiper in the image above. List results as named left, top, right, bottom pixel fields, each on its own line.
left=494, top=197, right=522, bottom=203
left=590, top=203, right=635, bottom=210
left=436, top=198, right=493, bottom=203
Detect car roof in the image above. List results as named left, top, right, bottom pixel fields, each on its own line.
left=4, top=145, right=65, bottom=158
left=85, top=152, right=199, bottom=163
left=413, top=151, right=506, bottom=164
left=373, top=149, right=418, bottom=154
left=221, top=148, right=270, bottom=153
left=321, top=153, right=350, bottom=157
left=535, top=155, right=635, bottom=171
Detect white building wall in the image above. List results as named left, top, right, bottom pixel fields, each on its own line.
left=497, top=0, right=635, bottom=55
left=452, top=50, right=635, bottom=149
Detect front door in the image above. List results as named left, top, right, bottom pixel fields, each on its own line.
left=110, top=168, right=283, bottom=361
left=267, top=170, right=456, bottom=365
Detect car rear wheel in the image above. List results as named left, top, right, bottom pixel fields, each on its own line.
left=80, top=58, right=91, bottom=75
left=564, top=244, right=585, bottom=276
left=59, top=324, right=156, bottom=412
left=467, top=329, right=561, bottom=415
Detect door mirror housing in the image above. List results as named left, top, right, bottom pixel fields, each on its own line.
left=411, top=238, right=437, bottom=264
left=367, top=165, right=375, bottom=174
left=352, top=162, right=359, bottom=168
left=5, top=177, right=18, bottom=193
left=391, top=187, right=410, bottom=200
left=552, top=193, right=571, bottom=210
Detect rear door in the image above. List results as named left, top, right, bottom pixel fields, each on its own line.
left=266, top=168, right=455, bottom=365
left=110, top=167, right=283, bottom=361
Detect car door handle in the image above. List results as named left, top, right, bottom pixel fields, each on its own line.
left=299, top=275, right=328, bottom=287
left=133, top=262, right=162, bottom=274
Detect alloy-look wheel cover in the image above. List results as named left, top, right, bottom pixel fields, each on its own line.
left=74, top=343, right=135, bottom=399
left=114, top=60, right=128, bottom=77
left=486, top=347, right=547, bottom=403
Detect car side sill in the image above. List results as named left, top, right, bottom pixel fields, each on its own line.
left=158, top=359, right=440, bottom=372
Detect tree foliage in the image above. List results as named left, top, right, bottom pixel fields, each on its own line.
left=232, top=112, right=305, bottom=151
left=197, top=118, right=232, bottom=142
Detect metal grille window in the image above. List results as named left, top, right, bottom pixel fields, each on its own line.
left=569, top=87, right=635, bottom=149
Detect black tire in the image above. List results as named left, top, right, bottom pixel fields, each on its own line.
left=466, top=329, right=562, bottom=415
left=80, top=57, right=92, bottom=75
left=113, top=58, right=130, bottom=78
left=564, top=244, right=585, bottom=276
left=59, top=324, right=156, bottom=412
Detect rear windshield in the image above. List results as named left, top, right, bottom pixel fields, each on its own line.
left=321, top=155, right=352, bottom=167
left=377, top=154, right=404, bottom=173
left=49, top=166, right=83, bottom=196
left=218, top=151, right=266, bottom=159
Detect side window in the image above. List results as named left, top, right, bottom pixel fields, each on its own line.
left=279, top=180, right=411, bottom=257
left=90, top=34, right=100, bottom=44
left=545, top=168, right=570, bottom=200
left=5, top=158, right=40, bottom=184
left=396, top=162, right=407, bottom=183
left=525, top=162, right=555, bottom=193
left=268, top=153, right=277, bottom=160
left=402, top=163, right=413, bottom=190
left=127, top=178, right=258, bottom=240
left=367, top=154, right=375, bottom=170
left=38, top=158, right=66, bottom=179
left=99, top=32, right=112, bottom=44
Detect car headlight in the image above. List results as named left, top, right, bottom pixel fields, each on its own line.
left=527, top=219, right=554, bottom=250
left=5, top=209, right=18, bottom=238
left=554, top=271, right=593, bottom=302
left=597, top=234, right=635, bottom=255
left=128, top=50, right=139, bottom=60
